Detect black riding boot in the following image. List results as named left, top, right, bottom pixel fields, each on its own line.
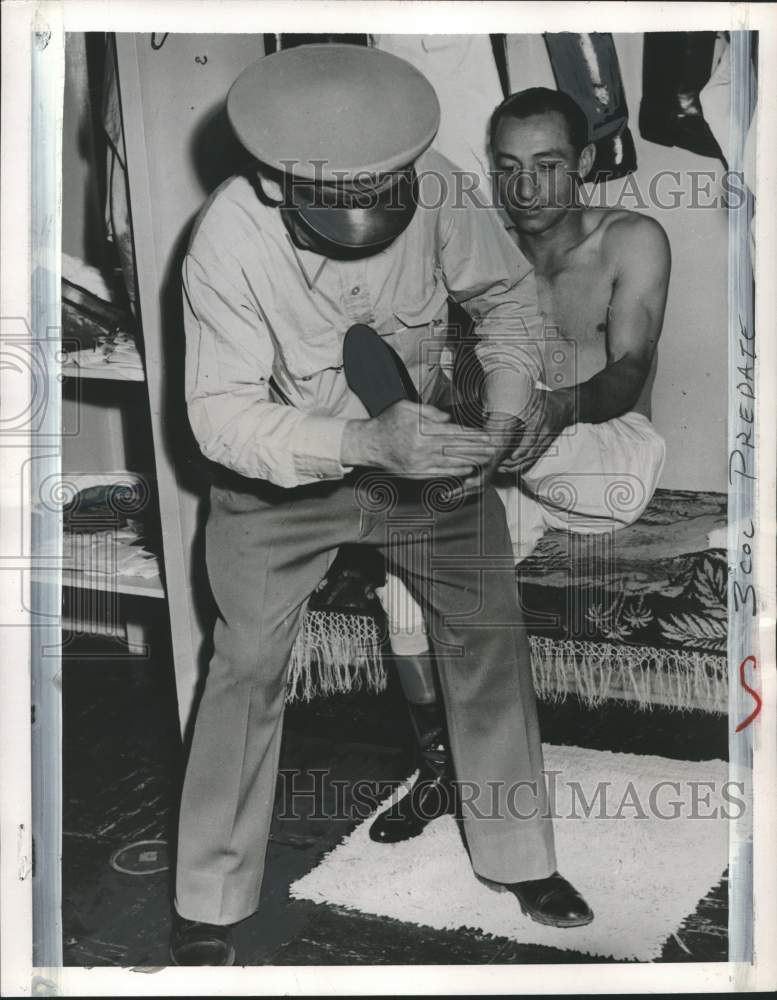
left=369, top=666, right=454, bottom=844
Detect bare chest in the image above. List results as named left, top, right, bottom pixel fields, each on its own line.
left=535, top=257, right=616, bottom=385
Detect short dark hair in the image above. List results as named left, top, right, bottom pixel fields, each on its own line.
left=489, top=87, right=591, bottom=153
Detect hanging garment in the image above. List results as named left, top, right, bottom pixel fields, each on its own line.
left=544, top=33, right=637, bottom=183
left=701, top=33, right=756, bottom=255
left=506, top=34, right=557, bottom=93
left=490, top=34, right=510, bottom=99
left=374, top=34, right=504, bottom=198
left=639, top=31, right=727, bottom=167
left=698, top=33, right=731, bottom=167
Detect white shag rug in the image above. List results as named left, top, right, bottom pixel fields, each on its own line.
left=291, top=744, right=730, bottom=961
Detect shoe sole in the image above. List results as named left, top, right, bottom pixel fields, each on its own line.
left=517, top=901, right=595, bottom=929
left=343, top=323, right=418, bottom=416
left=369, top=824, right=427, bottom=844
left=168, top=943, right=236, bottom=967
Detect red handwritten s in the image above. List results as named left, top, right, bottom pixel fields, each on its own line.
left=736, top=655, right=762, bottom=733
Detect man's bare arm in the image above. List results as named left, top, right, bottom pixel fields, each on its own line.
left=499, top=214, right=671, bottom=473
left=558, top=215, right=671, bottom=424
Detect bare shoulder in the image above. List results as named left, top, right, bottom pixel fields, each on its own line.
left=599, top=210, right=671, bottom=269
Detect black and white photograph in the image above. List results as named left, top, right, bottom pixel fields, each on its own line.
left=1, top=2, right=776, bottom=995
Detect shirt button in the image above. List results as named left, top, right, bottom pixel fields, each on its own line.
left=351, top=286, right=360, bottom=296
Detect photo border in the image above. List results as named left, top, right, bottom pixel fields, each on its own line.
left=2, top=2, right=775, bottom=995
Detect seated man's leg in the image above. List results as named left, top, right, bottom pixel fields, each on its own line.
left=376, top=575, right=447, bottom=779
left=376, top=573, right=435, bottom=700
left=370, top=573, right=452, bottom=843
left=175, top=482, right=359, bottom=928
left=497, top=412, right=666, bottom=555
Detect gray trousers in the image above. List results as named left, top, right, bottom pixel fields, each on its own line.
left=175, top=473, right=557, bottom=925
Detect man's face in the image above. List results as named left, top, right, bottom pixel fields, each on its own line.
left=492, top=111, right=586, bottom=235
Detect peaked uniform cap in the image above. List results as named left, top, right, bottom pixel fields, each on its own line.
left=226, top=44, right=441, bottom=182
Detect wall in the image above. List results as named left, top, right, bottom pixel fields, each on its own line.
left=115, top=33, right=267, bottom=728
left=506, top=33, right=729, bottom=492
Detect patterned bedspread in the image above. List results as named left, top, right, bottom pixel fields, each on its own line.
left=519, top=489, right=728, bottom=655
left=292, top=489, right=729, bottom=713
left=517, top=490, right=728, bottom=712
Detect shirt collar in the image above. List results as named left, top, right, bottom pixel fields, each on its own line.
left=284, top=232, right=328, bottom=290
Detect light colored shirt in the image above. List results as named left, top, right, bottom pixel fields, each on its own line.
left=183, top=148, right=544, bottom=488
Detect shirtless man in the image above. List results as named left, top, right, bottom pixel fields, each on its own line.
left=370, top=86, right=671, bottom=843
left=490, top=86, right=670, bottom=558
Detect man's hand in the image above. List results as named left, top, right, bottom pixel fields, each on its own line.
left=447, top=410, right=523, bottom=500
left=342, top=400, right=500, bottom=479
left=497, top=388, right=572, bottom=474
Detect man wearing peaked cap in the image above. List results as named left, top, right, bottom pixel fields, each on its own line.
left=171, top=43, right=591, bottom=966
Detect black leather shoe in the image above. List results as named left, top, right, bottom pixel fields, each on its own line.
left=369, top=768, right=455, bottom=843
left=169, top=915, right=236, bottom=966
left=307, top=545, right=385, bottom=616
left=506, top=872, right=594, bottom=928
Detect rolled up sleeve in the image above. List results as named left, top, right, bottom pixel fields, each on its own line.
left=438, top=194, right=544, bottom=420
left=183, top=249, right=349, bottom=487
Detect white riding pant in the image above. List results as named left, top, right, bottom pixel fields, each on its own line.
left=377, top=412, right=666, bottom=653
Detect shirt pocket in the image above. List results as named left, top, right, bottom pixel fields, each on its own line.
left=282, top=318, right=345, bottom=381
left=385, top=277, right=450, bottom=382
left=391, top=275, right=449, bottom=330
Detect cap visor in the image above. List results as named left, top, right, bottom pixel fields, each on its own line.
left=293, top=170, right=418, bottom=251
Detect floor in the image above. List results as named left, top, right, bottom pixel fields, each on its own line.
left=61, top=633, right=729, bottom=968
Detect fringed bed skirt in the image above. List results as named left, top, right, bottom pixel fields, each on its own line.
left=286, top=613, right=727, bottom=714
left=529, top=635, right=727, bottom=714
left=287, top=610, right=386, bottom=702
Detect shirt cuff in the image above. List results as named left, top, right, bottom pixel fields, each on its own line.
left=290, top=414, right=352, bottom=483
